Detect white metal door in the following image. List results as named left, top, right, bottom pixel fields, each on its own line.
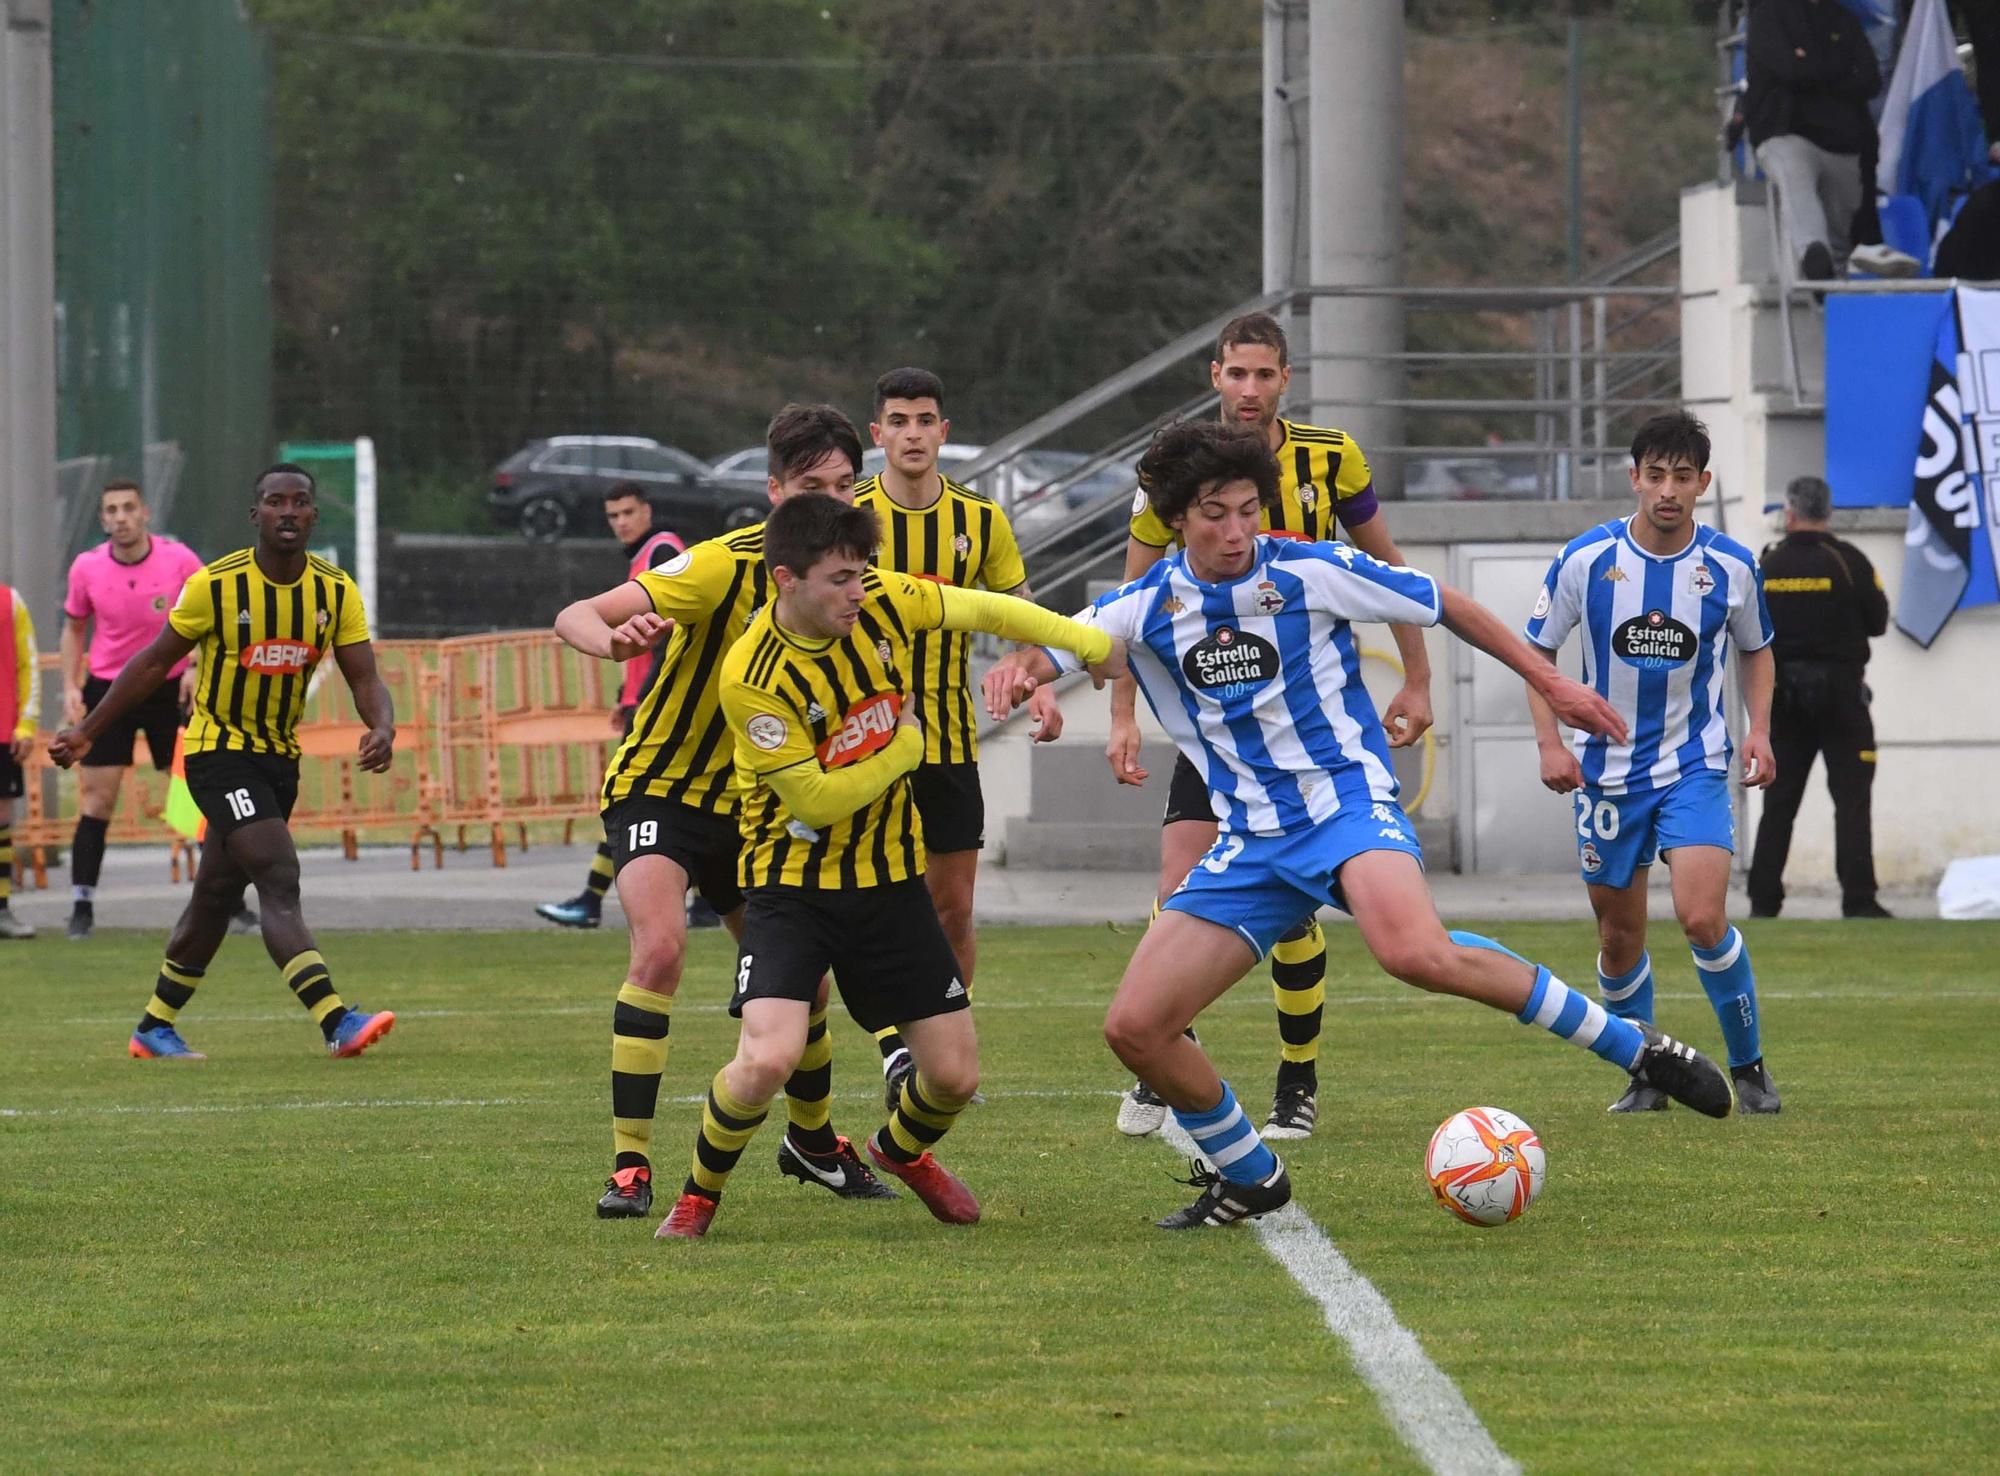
left=1450, top=542, right=1581, bottom=874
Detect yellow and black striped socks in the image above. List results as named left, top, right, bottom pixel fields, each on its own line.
left=281, top=950, right=349, bottom=1039
left=586, top=844, right=616, bottom=902
left=1271, top=918, right=1327, bottom=1089
left=875, top=1070, right=972, bottom=1165
left=611, top=982, right=672, bottom=1170
left=684, top=1069, right=770, bottom=1202
left=137, top=958, right=204, bottom=1034
left=0, top=821, right=12, bottom=906
left=874, top=1024, right=907, bottom=1065
left=784, top=1005, right=838, bottom=1155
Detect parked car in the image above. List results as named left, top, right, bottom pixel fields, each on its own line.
left=709, top=445, right=768, bottom=484
left=1401, top=456, right=1512, bottom=502
left=489, top=435, right=769, bottom=542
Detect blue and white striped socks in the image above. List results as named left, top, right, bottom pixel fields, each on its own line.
left=1517, top=965, right=1645, bottom=1071
left=1597, top=950, right=1655, bottom=1023
left=1691, top=927, right=1761, bottom=1068
left=1173, top=1082, right=1280, bottom=1188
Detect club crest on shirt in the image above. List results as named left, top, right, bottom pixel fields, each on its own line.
left=1612, top=608, right=1697, bottom=668
left=1181, top=624, right=1278, bottom=697
left=876, top=640, right=893, bottom=665
left=316, top=608, right=330, bottom=630
left=1298, top=485, right=1319, bottom=511
left=818, top=692, right=901, bottom=767
left=1688, top=563, right=1715, bottom=596
left=952, top=533, right=971, bottom=554
left=1252, top=580, right=1285, bottom=615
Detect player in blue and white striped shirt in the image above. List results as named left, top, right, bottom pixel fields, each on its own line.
left=1524, top=411, right=1781, bottom=1115
left=987, top=422, right=1738, bottom=1230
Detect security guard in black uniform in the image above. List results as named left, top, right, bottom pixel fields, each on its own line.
left=1747, top=476, right=1891, bottom=918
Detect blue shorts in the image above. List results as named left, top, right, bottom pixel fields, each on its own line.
left=1573, top=769, right=1735, bottom=890
left=1162, top=801, right=1425, bottom=961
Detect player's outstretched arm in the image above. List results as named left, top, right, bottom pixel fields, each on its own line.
left=1737, top=643, right=1777, bottom=788
left=553, top=583, right=667, bottom=663
left=1106, top=536, right=1164, bottom=782
left=981, top=649, right=1061, bottom=723
left=933, top=586, right=1126, bottom=685
left=1521, top=645, right=1585, bottom=793
left=1438, top=585, right=1628, bottom=744
left=46, top=624, right=196, bottom=768
left=741, top=697, right=925, bottom=831
left=332, top=640, right=398, bottom=773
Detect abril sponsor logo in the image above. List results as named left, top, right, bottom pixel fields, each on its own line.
left=817, top=692, right=901, bottom=767
left=1612, top=609, right=1695, bottom=669
left=1180, top=625, right=1277, bottom=697
left=238, top=640, right=319, bottom=675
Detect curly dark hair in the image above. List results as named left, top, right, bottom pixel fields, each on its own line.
left=1135, top=421, right=1280, bottom=528
left=765, top=403, right=863, bottom=482
left=1629, top=410, right=1711, bottom=471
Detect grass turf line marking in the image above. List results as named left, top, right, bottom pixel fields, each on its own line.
left=58, top=984, right=1989, bottom=1029
left=0, top=1087, right=1126, bottom=1121
left=1160, top=1120, right=1520, bottom=1476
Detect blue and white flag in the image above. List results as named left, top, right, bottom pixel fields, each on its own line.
left=1900, top=286, right=2000, bottom=646
left=1875, top=0, right=1987, bottom=225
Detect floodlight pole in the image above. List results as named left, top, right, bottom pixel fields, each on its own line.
left=1263, top=0, right=1311, bottom=404
left=0, top=0, right=58, bottom=638
left=1307, top=0, right=1405, bottom=494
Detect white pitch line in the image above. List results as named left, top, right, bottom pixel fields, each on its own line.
left=1160, top=1120, right=1519, bottom=1476
left=57, top=984, right=1992, bottom=1030
left=0, top=1086, right=1126, bottom=1122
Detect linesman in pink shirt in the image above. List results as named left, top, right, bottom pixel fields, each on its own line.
left=59, top=480, right=240, bottom=940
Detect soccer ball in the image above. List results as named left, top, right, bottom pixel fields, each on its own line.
left=1425, top=1106, right=1545, bottom=1227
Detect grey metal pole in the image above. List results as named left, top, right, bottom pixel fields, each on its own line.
left=1308, top=0, right=1404, bottom=493
left=0, top=0, right=58, bottom=644
left=1567, top=15, right=1584, bottom=281
left=1263, top=1, right=1310, bottom=404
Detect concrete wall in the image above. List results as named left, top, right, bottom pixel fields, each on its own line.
left=1681, top=179, right=2000, bottom=889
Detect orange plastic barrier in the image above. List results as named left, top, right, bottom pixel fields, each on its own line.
left=8, top=633, right=624, bottom=886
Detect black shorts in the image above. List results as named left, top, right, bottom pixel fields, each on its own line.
left=603, top=794, right=745, bottom=915
left=0, top=750, right=21, bottom=801
left=908, top=760, right=985, bottom=853
left=82, top=675, right=182, bottom=770
left=1162, top=752, right=1218, bottom=827
left=731, top=878, right=968, bottom=1035
left=184, top=750, right=300, bottom=838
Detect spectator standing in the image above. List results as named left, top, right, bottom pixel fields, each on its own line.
left=1748, top=0, right=1884, bottom=278
left=535, top=482, right=686, bottom=931
left=1747, top=477, right=1892, bottom=918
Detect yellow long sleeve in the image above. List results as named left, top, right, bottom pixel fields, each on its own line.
left=764, top=726, right=924, bottom=831
left=935, top=585, right=1111, bottom=665
left=12, top=598, right=36, bottom=741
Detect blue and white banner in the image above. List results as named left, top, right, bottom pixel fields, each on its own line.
left=1901, top=287, right=2000, bottom=646
left=1876, top=0, right=1987, bottom=225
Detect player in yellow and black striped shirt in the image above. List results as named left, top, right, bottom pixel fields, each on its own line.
left=553, top=405, right=893, bottom=1219
left=49, top=463, right=399, bottom=1063
left=857, top=366, right=1051, bottom=1099
left=654, top=492, right=1124, bottom=1239
left=1105, top=311, right=1437, bottom=1142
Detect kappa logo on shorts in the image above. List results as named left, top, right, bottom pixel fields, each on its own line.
left=1371, top=802, right=1398, bottom=824
left=239, top=640, right=320, bottom=675
left=817, top=692, right=901, bottom=767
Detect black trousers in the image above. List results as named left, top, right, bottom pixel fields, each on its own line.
left=1747, top=663, right=1879, bottom=913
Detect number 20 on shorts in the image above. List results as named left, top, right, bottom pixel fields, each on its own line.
left=1574, top=793, right=1621, bottom=840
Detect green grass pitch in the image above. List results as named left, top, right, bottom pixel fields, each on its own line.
left=4, top=920, right=1996, bottom=1473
